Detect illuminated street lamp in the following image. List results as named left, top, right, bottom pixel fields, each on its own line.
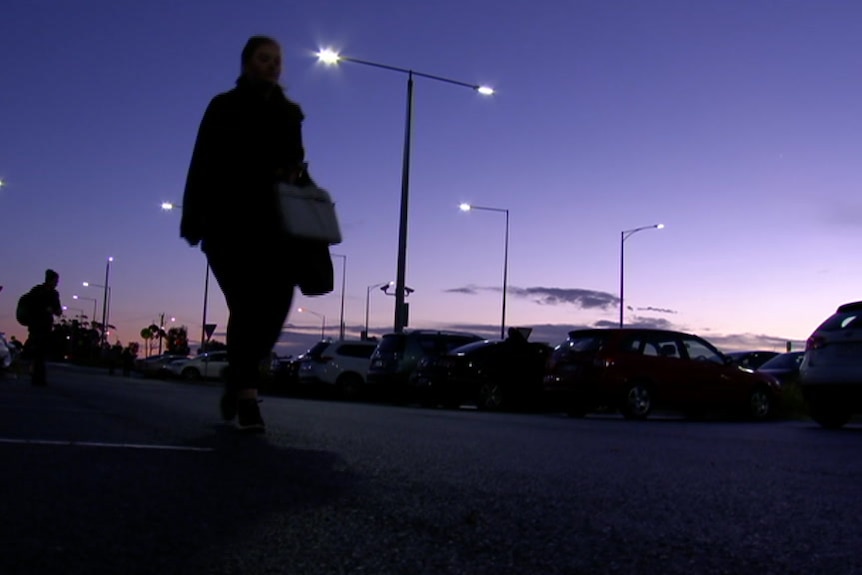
left=161, top=202, right=211, bottom=352
left=316, top=48, right=494, bottom=333
left=619, top=224, right=664, bottom=328
left=298, top=307, right=326, bottom=339
left=459, top=203, right=509, bottom=339
left=72, top=295, right=97, bottom=325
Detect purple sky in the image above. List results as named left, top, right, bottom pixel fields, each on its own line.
left=2, top=0, right=861, bottom=356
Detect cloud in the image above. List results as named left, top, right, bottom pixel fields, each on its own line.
left=446, top=284, right=618, bottom=309
left=445, top=285, right=481, bottom=295
left=636, top=306, right=677, bottom=314
left=594, top=317, right=675, bottom=330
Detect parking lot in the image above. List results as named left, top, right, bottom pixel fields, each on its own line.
left=1, top=366, right=860, bottom=574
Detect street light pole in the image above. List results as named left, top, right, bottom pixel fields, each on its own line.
left=332, top=253, right=347, bottom=340
left=364, top=281, right=393, bottom=340
left=459, top=204, right=509, bottom=339
left=102, top=257, right=113, bottom=345
left=393, top=72, right=413, bottom=334
left=161, top=202, right=210, bottom=353
left=316, top=49, right=494, bottom=333
left=619, top=224, right=664, bottom=328
left=201, top=260, right=210, bottom=354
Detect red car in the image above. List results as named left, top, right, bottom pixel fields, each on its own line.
left=543, top=328, right=781, bottom=420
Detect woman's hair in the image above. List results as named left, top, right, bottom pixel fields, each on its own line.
left=240, top=35, right=279, bottom=71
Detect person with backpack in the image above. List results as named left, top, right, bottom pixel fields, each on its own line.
left=20, top=269, right=62, bottom=386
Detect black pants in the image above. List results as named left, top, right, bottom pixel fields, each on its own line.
left=204, top=237, right=295, bottom=391
left=26, top=328, right=50, bottom=384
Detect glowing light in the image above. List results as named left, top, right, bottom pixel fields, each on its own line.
left=459, top=203, right=472, bottom=212
left=477, top=86, right=495, bottom=96
left=316, top=48, right=341, bottom=65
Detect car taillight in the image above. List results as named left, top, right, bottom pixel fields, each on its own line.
left=806, top=335, right=825, bottom=351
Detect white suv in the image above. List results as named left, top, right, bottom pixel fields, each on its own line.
left=800, top=301, right=862, bottom=428
left=297, top=339, right=378, bottom=399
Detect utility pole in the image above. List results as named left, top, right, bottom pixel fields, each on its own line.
left=158, top=312, right=165, bottom=355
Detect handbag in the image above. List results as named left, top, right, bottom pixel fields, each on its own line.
left=276, top=180, right=342, bottom=245
left=296, top=240, right=334, bottom=297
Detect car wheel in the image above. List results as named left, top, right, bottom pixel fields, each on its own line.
left=621, top=382, right=652, bottom=419
left=477, top=382, right=505, bottom=411
left=336, top=372, right=363, bottom=401
left=181, top=367, right=201, bottom=381
left=808, top=399, right=853, bottom=429
left=748, top=387, right=773, bottom=420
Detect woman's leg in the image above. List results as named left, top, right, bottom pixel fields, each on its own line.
left=205, top=238, right=295, bottom=427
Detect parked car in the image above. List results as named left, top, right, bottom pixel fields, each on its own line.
left=268, top=354, right=300, bottom=390
left=725, top=350, right=780, bottom=370
left=756, top=351, right=804, bottom=386
left=799, top=301, right=862, bottom=429
left=366, top=330, right=483, bottom=400
left=296, top=339, right=378, bottom=399
left=543, top=328, right=781, bottom=420
left=410, top=333, right=552, bottom=411
left=165, top=350, right=229, bottom=381
left=134, top=352, right=189, bottom=378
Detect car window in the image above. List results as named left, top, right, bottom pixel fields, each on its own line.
left=642, top=334, right=681, bottom=358
left=376, top=335, right=405, bottom=353
left=818, top=311, right=862, bottom=332
left=621, top=336, right=651, bottom=355
left=681, top=337, right=724, bottom=364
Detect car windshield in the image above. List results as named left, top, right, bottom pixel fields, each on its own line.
left=563, top=333, right=605, bottom=353
left=759, top=352, right=803, bottom=370
left=452, top=340, right=494, bottom=355
left=304, top=341, right=332, bottom=359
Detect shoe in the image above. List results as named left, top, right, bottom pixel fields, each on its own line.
left=236, top=398, right=265, bottom=433
left=220, top=390, right=238, bottom=421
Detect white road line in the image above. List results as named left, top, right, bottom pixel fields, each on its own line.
left=0, top=438, right=214, bottom=452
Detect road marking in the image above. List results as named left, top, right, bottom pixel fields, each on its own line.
left=0, top=438, right=214, bottom=452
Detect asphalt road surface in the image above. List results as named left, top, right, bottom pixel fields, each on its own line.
left=0, top=365, right=860, bottom=575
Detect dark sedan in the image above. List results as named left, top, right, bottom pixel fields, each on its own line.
left=756, top=351, right=804, bottom=386
left=409, top=338, right=551, bottom=411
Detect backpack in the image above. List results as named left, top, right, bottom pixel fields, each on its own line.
left=16, top=289, right=35, bottom=327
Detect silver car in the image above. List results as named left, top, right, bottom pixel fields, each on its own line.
left=799, top=301, right=862, bottom=428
